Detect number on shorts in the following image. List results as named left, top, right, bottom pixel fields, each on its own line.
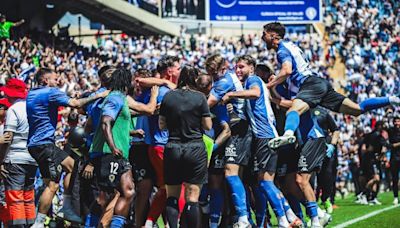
left=110, top=162, right=119, bottom=175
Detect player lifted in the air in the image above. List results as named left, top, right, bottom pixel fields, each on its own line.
left=263, top=22, right=400, bottom=149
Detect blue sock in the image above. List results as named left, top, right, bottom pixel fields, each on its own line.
left=245, top=187, right=255, bottom=225
left=226, top=175, right=248, bottom=217
left=284, top=111, right=300, bottom=133
left=254, top=186, right=267, bottom=227
left=110, top=215, right=126, bottom=228
left=84, top=213, right=100, bottom=228
left=199, top=185, right=209, bottom=202
left=305, top=201, right=318, bottom=218
left=259, top=180, right=285, bottom=218
left=209, top=188, right=223, bottom=224
left=287, top=195, right=303, bottom=220
left=360, top=97, right=390, bottom=113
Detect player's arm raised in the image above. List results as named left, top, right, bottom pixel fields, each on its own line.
left=126, top=86, right=159, bottom=115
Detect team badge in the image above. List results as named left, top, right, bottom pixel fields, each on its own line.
left=109, top=174, right=116, bottom=183
left=57, top=165, right=63, bottom=173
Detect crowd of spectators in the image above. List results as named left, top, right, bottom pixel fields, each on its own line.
left=0, top=0, right=399, bottom=199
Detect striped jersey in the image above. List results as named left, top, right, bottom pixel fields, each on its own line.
left=244, top=75, right=278, bottom=138
left=210, top=71, right=246, bottom=120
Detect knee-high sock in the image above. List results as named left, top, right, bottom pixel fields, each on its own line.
left=287, top=194, right=303, bottom=220
left=209, top=188, right=223, bottom=226
left=259, top=180, right=285, bottom=218
left=360, top=97, right=390, bottom=113
left=166, top=197, right=179, bottom=228
left=245, top=187, right=255, bottom=225
left=225, top=176, right=248, bottom=218
left=180, top=202, right=202, bottom=228
left=284, top=111, right=300, bottom=133
left=305, top=201, right=318, bottom=219
left=147, top=188, right=167, bottom=222
left=254, top=185, right=267, bottom=227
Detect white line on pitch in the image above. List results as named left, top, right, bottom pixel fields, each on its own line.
left=334, top=204, right=400, bottom=228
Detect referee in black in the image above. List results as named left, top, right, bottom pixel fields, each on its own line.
left=159, top=66, right=212, bottom=228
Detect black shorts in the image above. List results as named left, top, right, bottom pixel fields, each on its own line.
left=363, top=161, right=380, bottom=178
left=28, top=144, right=70, bottom=182
left=250, top=138, right=278, bottom=174
left=276, top=144, right=299, bottom=177
left=225, top=120, right=252, bottom=166
left=129, top=143, right=155, bottom=182
left=92, top=154, right=132, bottom=192
left=296, top=76, right=346, bottom=112
left=208, top=143, right=226, bottom=175
left=297, top=138, right=327, bottom=173
left=164, top=140, right=208, bottom=185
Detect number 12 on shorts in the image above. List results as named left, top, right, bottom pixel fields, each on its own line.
left=110, top=162, right=119, bottom=175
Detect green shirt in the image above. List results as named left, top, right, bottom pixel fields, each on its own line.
left=91, top=92, right=131, bottom=159
left=0, top=22, right=14, bottom=39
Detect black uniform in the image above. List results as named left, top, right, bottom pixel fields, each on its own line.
left=361, top=131, right=386, bottom=178
left=388, top=127, right=400, bottom=198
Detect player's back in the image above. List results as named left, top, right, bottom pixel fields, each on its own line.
left=278, top=41, right=314, bottom=88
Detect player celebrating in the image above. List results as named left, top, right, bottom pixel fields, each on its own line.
left=205, top=54, right=252, bottom=227
left=262, top=22, right=400, bottom=149
left=221, top=55, right=302, bottom=228
left=27, top=68, right=109, bottom=227
left=90, top=68, right=159, bottom=227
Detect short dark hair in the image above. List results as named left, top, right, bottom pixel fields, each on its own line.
left=177, top=66, right=199, bottom=89
left=35, top=68, right=54, bottom=85
left=237, top=55, right=256, bottom=68
left=110, top=68, right=132, bottom=92
left=98, top=65, right=115, bottom=88
left=135, top=68, right=152, bottom=78
left=196, top=73, right=212, bottom=92
left=263, top=22, right=286, bottom=38
left=256, top=64, right=273, bottom=76
left=157, top=56, right=180, bottom=74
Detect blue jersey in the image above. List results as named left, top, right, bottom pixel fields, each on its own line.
left=244, top=75, right=278, bottom=138
left=210, top=71, right=246, bottom=120
left=131, top=91, right=153, bottom=145
left=277, top=41, right=315, bottom=90
left=86, top=87, right=106, bottom=146
left=27, top=87, right=71, bottom=147
left=275, top=84, right=324, bottom=143
left=143, top=86, right=170, bottom=146
left=207, top=104, right=230, bottom=139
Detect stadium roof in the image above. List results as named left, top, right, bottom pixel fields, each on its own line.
left=56, top=0, right=180, bottom=36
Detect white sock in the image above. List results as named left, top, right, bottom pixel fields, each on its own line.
left=389, top=96, right=400, bottom=104
left=278, top=216, right=290, bottom=227
left=35, top=212, right=47, bottom=224
left=238, top=215, right=249, bottom=223
left=312, top=216, right=320, bottom=226
left=317, top=207, right=325, bottom=217
left=145, top=220, right=154, bottom=227
left=284, top=130, right=294, bottom=136
left=285, top=208, right=298, bottom=223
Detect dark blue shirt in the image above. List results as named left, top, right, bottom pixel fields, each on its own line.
left=143, top=86, right=170, bottom=146
left=86, top=87, right=106, bottom=146
left=27, top=87, right=70, bottom=147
